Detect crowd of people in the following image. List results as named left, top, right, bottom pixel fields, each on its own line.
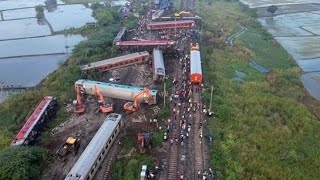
left=121, top=4, right=215, bottom=180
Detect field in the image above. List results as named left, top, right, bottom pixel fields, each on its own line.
left=197, top=0, right=320, bottom=179
left=258, top=12, right=320, bottom=37
left=239, top=0, right=320, bottom=8
left=275, top=37, right=320, bottom=60
left=258, top=10, right=320, bottom=101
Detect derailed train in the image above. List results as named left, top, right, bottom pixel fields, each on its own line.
left=65, top=113, right=122, bottom=180
left=75, top=79, right=159, bottom=104
left=190, top=43, right=202, bottom=84
left=152, top=48, right=166, bottom=82
left=11, top=96, right=58, bottom=146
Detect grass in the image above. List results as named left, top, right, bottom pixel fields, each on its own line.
left=239, top=27, right=296, bottom=69
left=198, top=0, right=320, bottom=179
left=111, top=154, right=152, bottom=180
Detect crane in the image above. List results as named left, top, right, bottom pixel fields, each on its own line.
left=73, top=84, right=85, bottom=114
left=124, top=87, right=153, bottom=112
left=94, top=86, right=113, bottom=113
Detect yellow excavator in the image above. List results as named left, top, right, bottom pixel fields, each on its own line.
left=94, top=86, right=113, bottom=113
left=55, top=136, right=81, bottom=162
left=123, top=87, right=153, bottom=112
left=174, top=11, right=192, bottom=18
left=73, top=84, right=85, bottom=114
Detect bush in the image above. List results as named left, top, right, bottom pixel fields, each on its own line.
left=35, top=5, right=44, bottom=19
left=0, top=146, right=48, bottom=180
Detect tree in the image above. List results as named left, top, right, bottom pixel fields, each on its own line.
left=267, top=5, right=278, bottom=17
left=35, top=5, right=45, bottom=18
left=0, top=146, right=48, bottom=180
left=95, top=9, right=114, bottom=26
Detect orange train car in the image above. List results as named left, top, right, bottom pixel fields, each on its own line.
left=190, top=44, right=202, bottom=84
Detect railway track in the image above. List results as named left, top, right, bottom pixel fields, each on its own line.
left=94, top=133, right=123, bottom=180
left=165, top=55, right=184, bottom=180
left=192, top=84, right=205, bottom=178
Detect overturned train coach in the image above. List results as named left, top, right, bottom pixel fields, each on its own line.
left=152, top=48, right=165, bottom=82
left=65, top=113, right=122, bottom=180
left=190, top=44, right=202, bottom=84
left=75, top=79, right=159, bottom=104
left=11, top=96, right=58, bottom=146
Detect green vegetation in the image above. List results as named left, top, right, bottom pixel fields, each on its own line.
left=0, top=4, right=137, bottom=178
left=0, top=146, right=48, bottom=180
left=122, top=135, right=136, bottom=152
left=111, top=154, right=152, bottom=180
left=158, top=105, right=171, bottom=120
left=198, top=0, right=320, bottom=179
left=152, top=130, right=164, bottom=147
left=35, top=5, right=45, bottom=19
left=54, top=25, right=96, bottom=36
left=267, top=5, right=278, bottom=16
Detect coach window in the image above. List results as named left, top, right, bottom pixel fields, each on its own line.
left=115, top=129, right=118, bottom=134
left=112, top=134, right=115, bottom=139
left=109, top=139, right=112, bottom=144
left=90, top=168, right=94, bottom=175
left=102, top=150, right=105, bottom=155
left=99, top=155, right=102, bottom=161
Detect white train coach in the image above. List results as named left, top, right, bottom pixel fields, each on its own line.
left=65, top=113, right=122, bottom=180
left=152, top=48, right=165, bottom=82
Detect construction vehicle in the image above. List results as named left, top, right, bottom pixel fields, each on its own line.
left=174, top=11, right=192, bottom=18
left=73, top=84, right=85, bottom=114
left=94, top=86, right=113, bottom=113
left=137, top=133, right=151, bottom=153
left=123, top=87, right=153, bottom=112
left=55, top=136, right=81, bottom=162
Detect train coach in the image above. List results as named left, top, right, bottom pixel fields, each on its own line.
left=75, top=79, right=159, bottom=105
left=190, top=43, right=202, bottom=84
left=11, top=96, right=58, bottom=146
left=65, top=113, right=122, bottom=180
left=152, top=48, right=165, bottom=82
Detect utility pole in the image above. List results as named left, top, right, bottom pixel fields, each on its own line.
left=163, top=82, right=166, bottom=108
left=209, top=85, right=213, bottom=112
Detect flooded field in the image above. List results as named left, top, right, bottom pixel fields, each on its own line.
left=240, top=0, right=320, bottom=8
left=0, top=0, right=64, bottom=11
left=0, top=35, right=85, bottom=58
left=45, top=4, right=96, bottom=31
left=2, top=8, right=36, bottom=20
left=0, top=2, right=95, bottom=102
left=258, top=12, right=320, bottom=36
left=0, top=18, right=51, bottom=40
left=275, top=36, right=320, bottom=60
left=301, top=72, right=320, bottom=100
left=297, top=58, right=320, bottom=72
left=0, top=54, right=67, bottom=87
left=257, top=5, right=320, bottom=100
